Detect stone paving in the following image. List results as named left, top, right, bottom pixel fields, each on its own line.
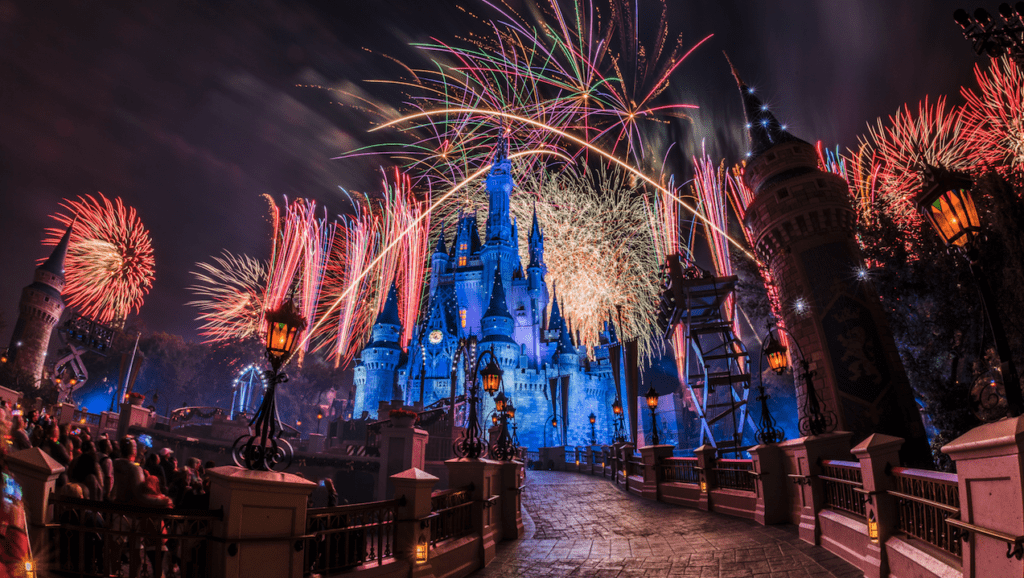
left=474, top=471, right=864, bottom=578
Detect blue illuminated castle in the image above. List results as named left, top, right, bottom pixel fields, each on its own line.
left=352, top=142, right=623, bottom=450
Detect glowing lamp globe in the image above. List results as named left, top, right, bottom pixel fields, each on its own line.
left=480, top=357, right=503, bottom=395
left=493, top=391, right=507, bottom=413
left=491, top=414, right=499, bottom=426
left=645, top=385, right=659, bottom=410
left=763, top=332, right=789, bottom=375
left=612, top=398, right=623, bottom=415
left=915, top=166, right=981, bottom=249
left=264, top=299, right=307, bottom=363
left=505, top=402, right=516, bottom=420
left=316, top=412, right=323, bottom=421
left=551, top=417, right=558, bottom=428
left=589, top=412, right=596, bottom=425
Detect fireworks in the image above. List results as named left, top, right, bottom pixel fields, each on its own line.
left=44, top=193, right=155, bottom=325
left=319, top=213, right=377, bottom=367
left=187, top=252, right=267, bottom=342
left=962, top=56, right=1024, bottom=173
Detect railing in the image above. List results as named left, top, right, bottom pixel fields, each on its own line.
left=890, top=467, right=961, bottom=559
left=713, top=459, right=755, bottom=492
left=429, top=485, right=474, bottom=548
left=626, top=456, right=643, bottom=479
left=72, top=410, right=101, bottom=427
left=820, top=460, right=866, bottom=518
left=579, top=449, right=589, bottom=465
left=565, top=450, right=577, bottom=464
left=46, top=494, right=221, bottom=578
left=661, top=457, right=700, bottom=484
left=304, top=498, right=399, bottom=574
left=525, top=450, right=539, bottom=465
left=168, top=406, right=227, bottom=429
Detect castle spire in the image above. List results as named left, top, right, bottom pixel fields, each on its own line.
left=434, top=222, right=447, bottom=255
left=728, top=57, right=805, bottom=160
left=483, top=266, right=511, bottom=320
left=41, top=218, right=75, bottom=276
left=376, top=282, right=401, bottom=327
left=554, top=299, right=576, bottom=355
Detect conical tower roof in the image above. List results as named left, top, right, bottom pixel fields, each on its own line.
left=434, top=223, right=447, bottom=255
left=554, top=299, right=576, bottom=356
left=548, top=285, right=562, bottom=330
left=41, top=219, right=74, bottom=276
left=729, top=61, right=807, bottom=159
left=483, top=267, right=512, bottom=320
left=376, top=282, right=401, bottom=327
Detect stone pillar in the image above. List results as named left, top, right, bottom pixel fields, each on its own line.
left=851, top=434, right=904, bottom=578
left=7, top=448, right=64, bottom=551
left=498, top=461, right=525, bottom=540
left=207, top=466, right=316, bottom=578
left=99, top=411, right=118, bottom=435
left=539, top=446, right=564, bottom=471
left=943, top=416, right=1024, bottom=578
left=601, top=445, right=611, bottom=477
left=783, top=431, right=853, bottom=544
left=694, top=444, right=717, bottom=511
left=116, top=402, right=153, bottom=439
left=639, top=445, right=674, bottom=501
left=52, top=402, right=77, bottom=425
left=390, top=468, right=438, bottom=577
left=377, top=424, right=429, bottom=500
left=748, top=443, right=788, bottom=525
left=446, top=458, right=501, bottom=566
left=306, top=433, right=325, bottom=454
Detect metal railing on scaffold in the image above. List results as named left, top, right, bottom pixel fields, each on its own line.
left=304, top=498, right=400, bottom=575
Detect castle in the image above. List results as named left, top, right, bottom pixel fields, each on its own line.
left=352, top=141, right=623, bottom=450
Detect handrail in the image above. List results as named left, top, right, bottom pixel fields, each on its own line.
left=946, top=518, right=1024, bottom=560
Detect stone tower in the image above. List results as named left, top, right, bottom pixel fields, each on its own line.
left=734, top=69, right=930, bottom=464
left=352, top=283, right=403, bottom=419
left=7, top=222, right=73, bottom=382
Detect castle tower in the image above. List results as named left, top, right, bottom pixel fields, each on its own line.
left=480, top=139, right=518, bottom=298
left=352, top=282, right=404, bottom=419
left=734, top=69, right=930, bottom=463
left=526, top=205, right=549, bottom=365
left=7, top=222, right=73, bottom=382
left=430, top=223, right=448, bottom=300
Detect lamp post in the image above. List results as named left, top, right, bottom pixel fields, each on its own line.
left=915, top=165, right=1023, bottom=418
left=588, top=412, right=597, bottom=445
left=644, top=385, right=660, bottom=446
left=611, top=398, right=626, bottom=443
left=953, top=4, right=1024, bottom=64
left=232, top=297, right=307, bottom=471
left=479, top=351, right=518, bottom=461
left=316, top=410, right=324, bottom=435
left=759, top=323, right=837, bottom=436
left=451, top=336, right=495, bottom=460
left=754, top=327, right=788, bottom=445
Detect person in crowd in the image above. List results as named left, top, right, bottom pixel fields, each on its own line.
left=0, top=410, right=31, bottom=574
left=95, top=437, right=115, bottom=500
left=143, top=452, right=167, bottom=495
left=41, top=423, right=71, bottom=467
left=323, top=479, right=338, bottom=507
left=9, top=416, right=31, bottom=451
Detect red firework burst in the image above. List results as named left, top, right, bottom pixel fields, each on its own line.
left=43, top=193, right=155, bottom=324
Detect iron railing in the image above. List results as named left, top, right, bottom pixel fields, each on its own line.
left=820, top=460, right=866, bottom=518
left=47, top=494, right=221, bottom=578
left=429, top=485, right=474, bottom=548
left=714, top=459, right=755, bottom=492
left=304, top=498, right=399, bottom=574
left=661, top=457, right=700, bottom=484
left=626, top=456, right=644, bottom=479
left=525, top=450, right=539, bottom=466
left=565, top=450, right=577, bottom=464
left=890, top=467, right=961, bottom=559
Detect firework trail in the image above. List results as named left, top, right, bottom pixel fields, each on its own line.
left=386, top=169, right=432, bottom=348
left=187, top=252, right=268, bottom=342
left=44, top=193, right=155, bottom=325
left=962, top=56, right=1024, bottom=174
left=865, top=96, right=970, bottom=228
left=319, top=213, right=377, bottom=367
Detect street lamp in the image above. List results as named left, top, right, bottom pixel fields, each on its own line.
left=761, top=323, right=836, bottom=436
left=915, top=165, right=1023, bottom=418
left=316, top=410, right=324, bottom=435
left=589, top=412, right=597, bottom=445
left=452, top=336, right=487, bottom=459
left=611, top=398, right=626, bottom=443
left=644, top=385, right=660, bottom=446
left=232, top=297, right=307, bottom=471
left=754, top=327, right=787, bottom=445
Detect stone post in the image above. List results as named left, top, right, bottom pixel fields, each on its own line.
left=943, top=416, right=1024, bottom=578
left=207, top=466, right=316, bottom=578
left=539, top=446, right=564, bottom=471
left=377, top=423, right=429, bottom=500
left=639, top=445, right=674, bottom=501
left=52, top=402, right=77, bottom=425
left=850, top=434, right=904, bottom=578
left=390, top=468, right=438, bottom=578
left=116, top=401, right=153, bottom=439
left=748, top=443, right=788, bottom=525
left=498, top=460, right=525, bottom=540
left=306, top=433, right=325, bottom=454
left=7, top=448, right=64, bottom=552
left=99, top=411, right=118, bottom=435
left=782, top=431, right=854, bottom=544
left=446, top=458, right=501, bottom=566
left=694, top=444, right=717, bottom=511
left=601, top=445, right=611, bottom=477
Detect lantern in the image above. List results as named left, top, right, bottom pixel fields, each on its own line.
left=551, top=417, right=558, bottom=428
left=612, top=398, right=622, bottom=415
left=505, top=402, right=516, bottom=420
left=867, top=510, right=880, bottom=544
left=763, top=331, right=789, bottom=375
left=316, top=411, right=323, bottom=421
left=493, top=391, right=507, bottom=413
left=416, top=535, right=429, bottom=563
left=589, top=412, right=596, bottom=425
left=264, top=299, right=307, bottom=363
left=491, top=414, right=499, bottom=426
left=699, top=479, right=708, bottom=493
left=645, top=385, right=659, bottom=410
left=480, top=356, right=503, bottom=395
left=915, top=165, right=981, bottom=249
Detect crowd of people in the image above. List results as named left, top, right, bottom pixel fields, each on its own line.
left=6, top=402, right=214, bottom=509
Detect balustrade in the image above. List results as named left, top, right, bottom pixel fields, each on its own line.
left=429, top=485, right=474, bottom=548
left=713, top=459, right=755, bottom=492
left=661, top=457, right=700, bottom=484
left=303, top=499, right=399, bottom=574
left=890, top=467, right=961, bottom=559
left=819, top=460, right=865, bottom=518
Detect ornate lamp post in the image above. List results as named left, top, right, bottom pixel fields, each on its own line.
left=233, top=298, right=307, bottom=471
left=479, top=351, right=518, bottom=461
left=760, top=323, right=837, bottom=436
left=316, top=410, right=324, bottom=435
left=611, top=398, right=626, bottom=443
left=915, top=165, right=1023, bottom=418
left=452, top=336, right=487, bottom=459
left=589, top=412, right=597, bottom=445
left=754, top=327, right=788, bottom=445
left=644, top=385, right=660, bottom=446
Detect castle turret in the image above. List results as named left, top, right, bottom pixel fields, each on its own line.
left=481, top=139, right=518, bottom=299
left=430, top=223, right=448, bottom=299
left=733, top=66, right=929, bottom=464
left=352, top=282, right=404, bottom=419
left=526, top=205, right=548, bottom=365
left=7, top=221, right=73, bottom=382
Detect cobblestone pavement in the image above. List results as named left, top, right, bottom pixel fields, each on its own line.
left=473, top=471, right=864, bottom=578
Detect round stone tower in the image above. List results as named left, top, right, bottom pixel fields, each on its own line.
left=7, top=222, right=73, bottom=382
left=734, top=69, right=930, bottom=464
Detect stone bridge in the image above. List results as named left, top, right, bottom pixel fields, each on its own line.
left=475, top=470, right=863, bottom=577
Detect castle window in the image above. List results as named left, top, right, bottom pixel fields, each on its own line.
left=460, top=309, right=467, bottom=328
left=458, top=256, right=467, bottom=267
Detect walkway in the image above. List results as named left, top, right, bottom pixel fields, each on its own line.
left=475, top=471, right=864, bottom=578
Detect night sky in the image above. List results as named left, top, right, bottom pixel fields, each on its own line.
left=0, top=0, right=979, bottom=341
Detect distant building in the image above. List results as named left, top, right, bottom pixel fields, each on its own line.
left=353, top=142, right=623, bottom=449
left=6, top=222, right=72, bottom=382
